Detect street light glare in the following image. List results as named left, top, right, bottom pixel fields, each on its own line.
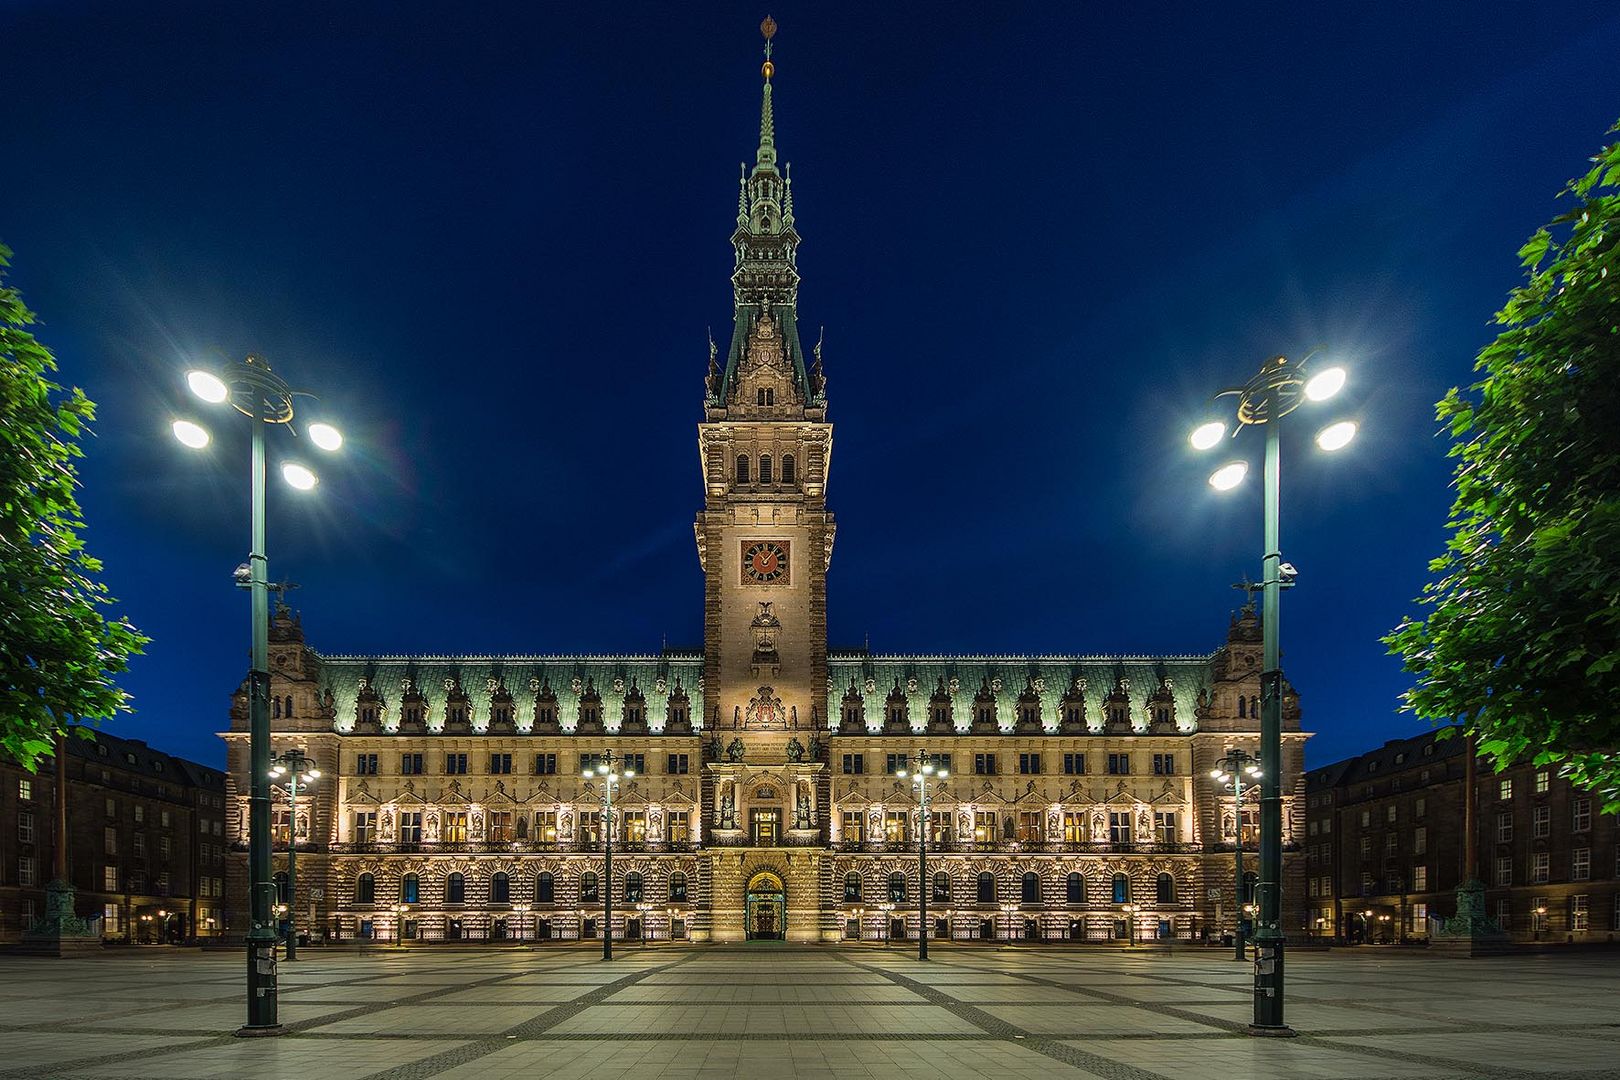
left=1316, top=420, right=1358, bottom=452
left=307, top=422, right=343, bottom=452
left=1304, top=366, right=1347, bottom=401
left=186, top=369, right=229, bottom=404
left=1189, top=420, right=1227, bottom=451
left=1208, top=461, right=1248, bottom=491
left=172, top=419, right=210, bottom=449
left=281, top=462, right=318, bottom=490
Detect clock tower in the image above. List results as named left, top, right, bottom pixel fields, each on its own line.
left=696, top=21, right=833, bottom=758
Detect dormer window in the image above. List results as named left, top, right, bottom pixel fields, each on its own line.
left=759, top=455, right=773, bottom=484
left=757, top=387, right=775, bottom=406
left=736, top=455, right=750, bottom=483
left=781, top=454, right=795, bottom=484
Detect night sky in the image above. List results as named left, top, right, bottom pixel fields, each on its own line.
left=5, top=2, right=1618, bottom=768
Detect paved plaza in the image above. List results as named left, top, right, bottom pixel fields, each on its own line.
left=0, top=944, right=1617, bottom=1080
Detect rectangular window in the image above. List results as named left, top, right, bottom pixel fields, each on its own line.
left=1532, top=897, right=1548, bottom=932
left=488, top=811, right=513, bottom=843
left=1412, top=865, right=1428, bottom=890
left=18, top=812, right=34, bottom=844
left=1494, top=855, right=1512, bottom=886
left=1572, top=797, right=1591, bottom=833
left=1062, top=812, right=1086, bottom=843
left=974, top=753, right=997, bottom=776
left=489, top=753, right=512, bottom=774
left=531, top=810, right=557, bottom=844
left=103, top=902, right=120, bottom=933
left=1360, top=871, right=1374, bottom=895
left=157, top=871, right=169, bottom=895
left=401, top=753, right=424, bottom=775
left=973, top=811, right=997, bottom=844
left=929, top=753, right=952, bottom=774
left=930, top=810, right=950, bottom=844
left=1017, top=810, right=1043, bottom=843
left=1154, top=811, right=1177, bottom=845
left=1384, top=832, right=1398, bottom=854
left=19, top=856, right=36, bottom=886
left=623, top=754, right=646, bottom=775
left=1412, top=902, right=1428, bottom=928
left=353, top=812, right=376, bottom=844
left=1532, top=805, right=1549, bottom=838
left=623, top=811, right=647, bottom=843
left=1571, top=895, right=1589, bottom=932
left=105, top=797, right=116, bottom=820
left=1360, top=809, right=1371, bottom=827
left=1414, top=797, right=1426, bottom=819
left=1497, top=811, right=1513, bottom=843
left=1322, top=818, right=1332, bottom=834
left=104, top=826, right=117, bottom=856
left=841, top=753, right=864, bottom=775
left=1572, top=847, right=1591, bottom=881
left=840, top=811, right=864, bottom=844
left=103, top=866, right=118, bottom=891
left=534, top=753, right=557, bottom=775
left=1495, top=899, right=1510, bottom=925
left=18, top=779, right=32, bottom=801
left=356, top=753, right=379, bottom=775
left=579, top=753, right=602, bottom=775
left=161, top=810, right=170, bottom=829
left=1018, top=753, right=1042, bottom=775
left=883, top=811, right=909, bottom=844
left=1151, top=753, right=1175, bottom=775
left=1308, top=820, right=1319, bottom=837
left=159, top=836, right=170, bottom=858
left=1062, top=752, right=1085, bottom=775
left=399, top=812, right=422, bottom=844
left=134, top=804, right=144, bottom=824
left=1106, top=753, right=1130, bottom=775
left=442, top=812, right=468, bottom=843
left=1499, top=778, right=1513, bottom=800
left=1532, top=851, right=1549, bottom=884
left=1360, top=835, right=1372, bottom=858
left=885, top=753, right=906, bottom=776
left=1413, top=825, right=1427, bottom=855
left=667, top=811, right=690, bottom=844
left=667, top=754, right=689, bottom=775
left=1109, top=811, right=1132, bottom=845
left=1386, top=804, right=1397, bottom=824
left=445, top=753, right=468, bottom=775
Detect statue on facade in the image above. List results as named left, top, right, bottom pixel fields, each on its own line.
left=785, top=737, right=805, bottom=763
left=807, top=736, right=822, bottom=761
left=725, top=737, right=746, bottom=762
left=794, top=785, right=812, bottom=830
left=718, top=785, right=737, bottom=829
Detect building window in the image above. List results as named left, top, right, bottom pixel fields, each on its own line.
left=1112, top=873, right=1130, bottom=904
left=1532, top=805, right=1549, bottom=839
left=537, top=872, right=555, bottom=904
left=400, top=812, right=423, bottom=844
left=1386, top=804, right=1397, bottom=824
left=843, top=873, right=862, bottom=902
left=841, top=812, right=864, bottom=844
left=356, top=873, right=375, bottom=904
left=887, top=871, right=906, bottom=903
left=489, top=811, right=513, bottom=843
left=1534, top=770, right=1549, bottom=794
left=134, top=804, right=144, bottom=824
left=1572, top=797, right=1591, bottom=833
left=443, top=812, right=468, bottom=843
left=1360, top=835, right=1372, bottom=858
left=623, top=753, right=646, bottom=775
left=885, top=753, right=906, bottom=776
left=1062, top=812, right=1085, bottom=843
left=1498, top=778, right=1513, bottom=800
left=781, top=454, right=795, bottom=484
left=535, top=753, right=557, bottom=775
left=401, top=874, right=420, bottom=903
left=976, top=872, right=995, bottom=904
left=1020, top=872, right=1040, bottom=903
left=1413, top=866, right=1428, bottom=890
left=356, top=753, right=379, bottom=775
left=667, top=754, right=689, bottom=775
left=1109, top=812, right=1132, bottom=845
left=670, top=872, right=687, bottom=903
left=1572, top=848, right=1591, bottom=882
left=490, top=753, right=512, bottom=774
left=103, top=826, right=117, bottom=855
left=445, top=753, right=468, bottom=775
left=1106, top=753, right=1130, bottom=776
left=736, top=455, right=749, bottom=483
left=668, top=811, right=691, bottom=844
left=1531, top=897, right=1548, bottom=933
left=102, top=865, right=118, bottom=891
left=1156, top=873, right=1175, bottom=904
left=401, top=753, right=424, bottom=775
left=1018, top=753, right=1042, bottom=775
left=973, top=811, right=997, bottom=844
left=974, top=753, right=997, bottom=776
left=841, top=753, right=864, bottom=775
left=623, top=872, right=643, bottom=903
left=1063, top=753, right=1085, bottom=775
left=1496, top=811, right=1513, bottom=843
left=884, top=811, right=909, bottom=845
left=1017, top=811, right=1043, bottom=843
left=1154, top=811, right=1177, bottom=846
left=1571, top=895, right=1590, bottom=932
left=446, top=873, right=466, bottom=904
left=1066, top=872, right=1085, bottom=904
left=1151, top=753, right=1175, bottom=776
left=1414, top=796, right=1426, bottom=819
left=19, top=856, right=37, bottom=887
left=1532, top=851, right=1550, bottom=884
left=18, top=779, right=32, bottom=801
left=1413, top=825, right=1427, bottom=855
left=758, top=454, right=773, bottom=483
left=353, top=812, right=376, bottom=844
left=18, top=811, right=34, bottom=844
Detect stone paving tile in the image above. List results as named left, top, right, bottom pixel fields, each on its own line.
left=1065, top=1038, right=1468, bottom=1080
left=1320, top=1031, right=1620, bottom=1073
left=60, top=1039, right=469, bottom=1080
left=0, top=1033, right=200, bottom=1069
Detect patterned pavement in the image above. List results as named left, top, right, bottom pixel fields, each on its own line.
left=0, top=943, right=1617, bottom=1079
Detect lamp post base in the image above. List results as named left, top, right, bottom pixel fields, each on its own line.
left=1246, top=1024, right=1299, bottom=1039
left=234, top=1025, right=287, bottom=1038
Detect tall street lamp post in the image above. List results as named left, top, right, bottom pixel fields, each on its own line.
left=1211, top=747, right=1262, bottom=960
left=896, top=747, right=948, bottom=960
left=1188, top=353, right=1355, bottom=1037
left=586, top=749, right=633, bottom=960
left=268, top=749, right=319, bottom=960
left=173, top=356, right=344, bottom=1035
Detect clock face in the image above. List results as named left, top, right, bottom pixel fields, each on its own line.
left=741, top=540, right=789, bottom=585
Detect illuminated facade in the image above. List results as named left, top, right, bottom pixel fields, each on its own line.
left=222, top=27, right=1307, bottom=946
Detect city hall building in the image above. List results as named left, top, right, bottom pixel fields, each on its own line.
left=222, top=32, right=1307, bottom=946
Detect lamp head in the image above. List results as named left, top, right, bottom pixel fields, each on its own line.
left=1209, top=461, right=1248, bottom=491
left=171, top=419, right=211, bottom=449
left=1189, top=420, right=1227, bottom=450
left=186, top=369, right=229, bottom=404
left=1303, top=366, right=1346, bottom=402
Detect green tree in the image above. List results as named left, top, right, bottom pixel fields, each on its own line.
left=1387, top=121, right=1620, bottom=811
left=0, top=244, right=146, bottom=770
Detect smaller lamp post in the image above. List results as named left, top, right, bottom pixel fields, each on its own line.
left=1211, top=748, right=1262, bottom=960
left=585, top=749, right=633, bottom=961
left=895, top=747, right=948, bottom=960
left=394, top=904, right=409, bottom=947
left=268, top=748, right=320, bottom=960
left=512, top=903, right=530, bottom=944
left=1122, top=902, right=1140, bottom=947
left=1000, top=902, right=1019, bottom=944
left=879, top=902, right=895, bottom=946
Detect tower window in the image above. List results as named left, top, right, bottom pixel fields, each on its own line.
left=781, top=454, right=795, bottom=484
left=759, top=455, right=773, bottom=483
left=736, top=455, right=750, bottom=483
left=757, top=387, right=775, bottom=406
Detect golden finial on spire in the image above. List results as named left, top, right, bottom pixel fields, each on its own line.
left=761, top=15, right=777, bottom=78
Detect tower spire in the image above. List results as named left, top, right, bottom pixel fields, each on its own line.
left=755, top=16, right=778, bottom=172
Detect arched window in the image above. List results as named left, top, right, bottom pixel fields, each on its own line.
left=271, top=697, right=281, bottom=719
left=356, top=873, right=375, bottom=904
left=1021, top=871, right=1040, bottom=903
left=491, top=872, right=510, bottom=904
left=933, top=871, right=950, bottom=902
left=401, top=873, right=420, bottom=904
left=581, top=872, right=599, bottom=902
left=759, top=454, right=773, bottom=484
left=284, top=695, right=294, bottom=717
left=757, top=387, right=775, bottom=407
left=1241, top=871, right=1258, bottom=906
left=1156, top=872, right=1175, bottom=905
left=844, top=873, right=862, bottom=902
left=447, top=872, right=465, bottom=905
left=625, top=872, right=644, bottom=903
left=273, top=871, right=290, bottom=904
left=537, top=872, right=554, bottom=904
left=736, top=455, right=750, bottom=484
left=888, top=871, right=907, bottom=902
left=976, top=872, right=995, bottom=904
left=1112, top=873, right=1130, bottom=904
left=1066, top=872, right=1084, bottom=904
left=781, top=454, right=795, bottom=484
left=669, top=872, right=687, bottom=903
left=1237, top=695, right=1247, bottom=719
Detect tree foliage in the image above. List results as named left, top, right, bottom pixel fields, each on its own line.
left=0, top=244, right=146, bottom=770
left=1387, top=121, right=1620, bottom=811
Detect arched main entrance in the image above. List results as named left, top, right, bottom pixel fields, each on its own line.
left=744, top=870, right=786, bottom=941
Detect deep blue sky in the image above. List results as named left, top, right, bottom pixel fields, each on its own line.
left=5, top=2, right=1618, bottom=768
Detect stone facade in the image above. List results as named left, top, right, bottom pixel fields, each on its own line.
left=220, top=37, right=1309, bottom=947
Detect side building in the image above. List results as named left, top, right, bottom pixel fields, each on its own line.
left=0, top=731, right=229, bottom=944
left=1305, top=728, right=1619, bottom=943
